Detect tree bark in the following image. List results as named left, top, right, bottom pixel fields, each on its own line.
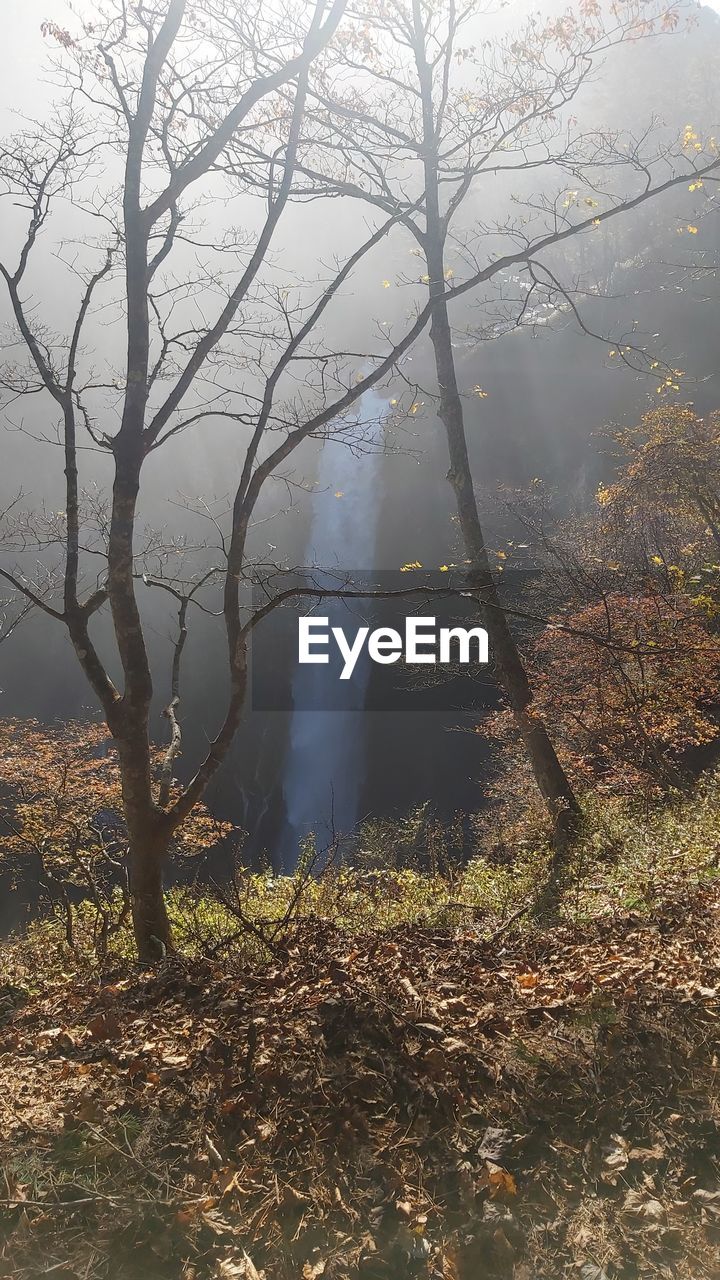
left=128, top=826, right=173, bottom=962
left=116, top=734, right=173, bottom=961
left=411, top=1, right=580, bottom=849
left=440, top=342, right=580, bottom=841
left=428, top=297, right=580, bottom=841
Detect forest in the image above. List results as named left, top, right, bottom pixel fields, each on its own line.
left=1, top=0, right=720, bottom=1276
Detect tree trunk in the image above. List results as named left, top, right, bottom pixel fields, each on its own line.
left=116, top=735, right=173, bottom=962
left=128, top=825, right=173, bottom=963
left=411, top=3, right=580, bottom=851
left=435, top=370, right=580, bottom=838
left=428, top=301, right=580, bottom=843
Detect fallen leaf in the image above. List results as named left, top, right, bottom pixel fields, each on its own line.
left=87, top=1011, right=121, bottom=1041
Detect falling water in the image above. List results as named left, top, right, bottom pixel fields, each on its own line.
left=278, top=391, right=385, bottom=869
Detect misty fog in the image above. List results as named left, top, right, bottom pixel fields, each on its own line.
left=2, top=0, right=719, bottom=865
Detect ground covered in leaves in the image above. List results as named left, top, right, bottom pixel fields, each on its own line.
left=1, top=887, right=720, bottom=1280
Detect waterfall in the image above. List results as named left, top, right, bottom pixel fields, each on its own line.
left=278, top=391, right=385, bottom=869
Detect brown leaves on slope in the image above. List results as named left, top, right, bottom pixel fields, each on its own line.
left=1, top=890, right=720, bottom=1279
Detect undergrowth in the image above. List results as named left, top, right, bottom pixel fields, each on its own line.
left=6, top=766, right=720, bottom=980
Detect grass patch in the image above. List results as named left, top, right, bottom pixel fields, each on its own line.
left=6, top=766, right=720, bottom=975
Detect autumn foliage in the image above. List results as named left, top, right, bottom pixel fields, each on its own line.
left=478, top=402, right=720, bottom=821
left=0, top=719, right=229, bottom=948
left=599, top=407, right=720, bottom=540
left=486, top=592, right=720, bottom=806
left=540, top=595, right=720, bottom=785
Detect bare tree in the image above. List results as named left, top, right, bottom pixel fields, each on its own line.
left=0, top=0, right=443, bottom=958
left=281, top=0, right=720, bottom=849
